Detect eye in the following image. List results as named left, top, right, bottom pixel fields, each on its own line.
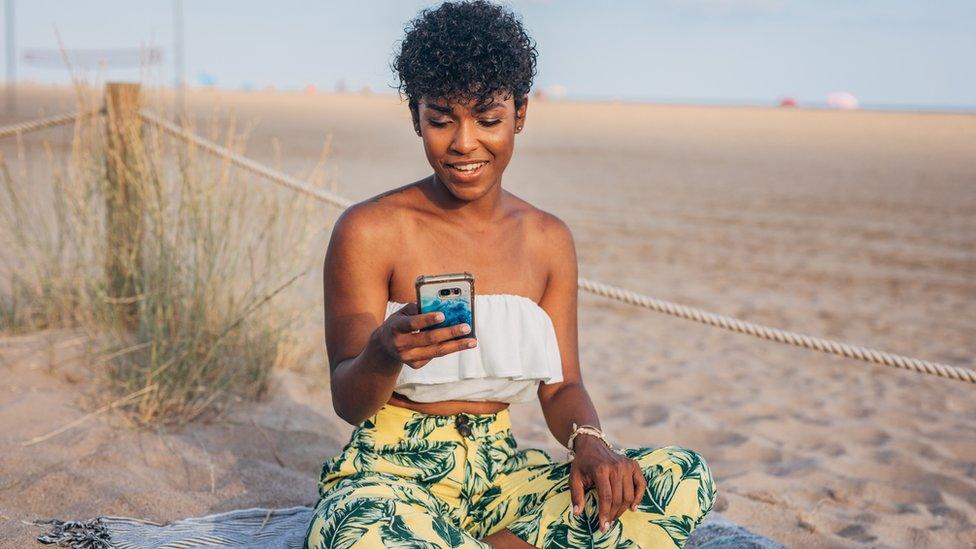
left=479, top=119, right=502, bottom=127
left=427, top=119, right=449, bottom=127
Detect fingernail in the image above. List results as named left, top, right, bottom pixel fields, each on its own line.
left=467, top=340, right=477, bottom=348
left=572, top=505, right=579, bottom=515
left=603, top=520, right=609, bottom=532
left=460, top=323, right=470, bottom=333
left=436, top=313, right=444, bottom=321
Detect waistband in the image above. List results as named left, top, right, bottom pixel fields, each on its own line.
left=364, top=402, right=512, bottom=442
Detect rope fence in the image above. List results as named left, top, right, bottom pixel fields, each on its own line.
left=0, top=108, right=103, bottom=139
left=579, top=279, right=975, bottom=383
left=139, top=110, right=354, bottom=211
left=1, top=107, right=973, bottom=384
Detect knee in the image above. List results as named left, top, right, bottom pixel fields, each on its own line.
left=662, top=445, right=716, bottom=515
left=629, top=445, right=716, bottom=517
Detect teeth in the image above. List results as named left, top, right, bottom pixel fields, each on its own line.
left=451, top=161, right=487, bottom=172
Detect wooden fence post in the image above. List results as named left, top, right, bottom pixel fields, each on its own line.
left=103, top=82, right=144, bottom=329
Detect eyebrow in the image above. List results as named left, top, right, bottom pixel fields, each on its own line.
left=473, top=101, right=504, bottom=114
left=426, top=101, right=504, bottom=115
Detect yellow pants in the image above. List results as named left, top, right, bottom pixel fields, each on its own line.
left=304, top=402, right=715, bottom=548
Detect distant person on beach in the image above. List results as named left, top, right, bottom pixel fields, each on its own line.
left=304, top=1, right=715, bottom=547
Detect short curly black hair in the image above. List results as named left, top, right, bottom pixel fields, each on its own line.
left=391, top=0, right=538, bottom=115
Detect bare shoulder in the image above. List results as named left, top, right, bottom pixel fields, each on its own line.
left=331, top=182, right=419, bottom=243
left=505, top=193, right=577, bottom=271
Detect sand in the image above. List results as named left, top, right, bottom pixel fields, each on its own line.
left=1, top=84, right=974, bottom=547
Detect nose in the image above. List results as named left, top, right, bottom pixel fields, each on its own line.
left=449, top=119, right=478, bottom=156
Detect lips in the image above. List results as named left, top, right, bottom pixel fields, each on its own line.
left=445, top=160, right=489, bottom=180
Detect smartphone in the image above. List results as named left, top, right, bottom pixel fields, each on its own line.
left=415, top=272, right=476, bottom=341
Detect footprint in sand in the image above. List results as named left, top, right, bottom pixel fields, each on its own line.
left=836, top=524, right=877, bottom=544
left=629, top=404, right=670, bottom=426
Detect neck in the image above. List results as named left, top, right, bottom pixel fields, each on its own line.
left=425, top=173, right=505, bottom=228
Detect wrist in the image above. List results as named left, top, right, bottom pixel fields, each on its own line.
left=566, top=422, right=613, bottom=461
left=573, top=432, right=611, bottom=455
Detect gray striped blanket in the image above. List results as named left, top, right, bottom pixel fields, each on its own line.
left=33, top=507, right=783, bottom=548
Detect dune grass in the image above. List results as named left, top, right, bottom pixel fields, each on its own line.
left=0, top=80, right=326, bottom=426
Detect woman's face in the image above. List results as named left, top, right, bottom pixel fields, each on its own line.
left=414, top=91, right=527, bottom=200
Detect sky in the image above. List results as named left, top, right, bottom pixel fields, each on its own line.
left=5, top=0, right=976, bottom=110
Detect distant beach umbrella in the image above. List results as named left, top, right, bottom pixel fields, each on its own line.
left=826, top=91, right=859, bottom=110
left=779, top=97, right=797, bottom=108
left=197, top=72, right=216, bottom=87
left=545, top=84, right=567, bottom=99
left=304, top=84, right=317, bottom=95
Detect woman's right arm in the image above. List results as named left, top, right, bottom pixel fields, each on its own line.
left=323, top=204, right=476, bottom=425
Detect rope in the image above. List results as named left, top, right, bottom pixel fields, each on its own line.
left=580, top=279, right=976, bottom=384
left=139, top=108, right=974, bottom=385
left=0, top=109, right=104, bottom=139
left=138, top=110, right=353, bottom=210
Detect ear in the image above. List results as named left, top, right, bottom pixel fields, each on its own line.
left=411, top=107, right=422, bottom=136
left=515, top=95, right=528, bottom=133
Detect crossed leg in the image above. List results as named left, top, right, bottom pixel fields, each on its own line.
left=472, top=445, right=716, bottom=548
left=304, top=474, right=490, bottom=549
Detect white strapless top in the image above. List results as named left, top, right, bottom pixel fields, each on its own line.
left=385, top=293, right=564, bottom=403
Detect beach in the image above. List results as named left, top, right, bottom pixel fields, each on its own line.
left=1, top=84, right=974, bottom=547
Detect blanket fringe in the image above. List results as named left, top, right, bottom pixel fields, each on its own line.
left=34, top=517, right=114, bottom=549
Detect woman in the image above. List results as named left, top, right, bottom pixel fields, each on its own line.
left=304, top=1, right=715, bottom=547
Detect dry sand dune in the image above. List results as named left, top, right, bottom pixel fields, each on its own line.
left=1, top=85, right=974, bottom=547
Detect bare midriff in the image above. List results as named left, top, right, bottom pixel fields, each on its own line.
left=388, top=391, right=510, bottom=415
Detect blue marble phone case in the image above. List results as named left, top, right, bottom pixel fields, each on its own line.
left=416, top=277, right=475, bottom=341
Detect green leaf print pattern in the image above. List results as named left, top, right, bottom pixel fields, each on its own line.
left=461, top=444, right=495, bottom=496
left=314, top=497, right=394, bottom=548
left=310, top=406, right=715, bottom=548
left=651, top=515, right=697, bottom=547
left=510, top=490, right=638, bottom=548
left=666, top=446, right=716, bottom=524
left=428, top=515, right=468, bottom=547
left=374, top=438, right=457, bottom=485
left=403, top=414, right=453, bottom=439
left=379, top=514, right=442, bottom=549
left=643, top=463, right=676, bottom=515
left=667, top=447, right=706, bottom=482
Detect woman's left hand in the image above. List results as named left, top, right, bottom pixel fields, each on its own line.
left=568, top=435, right=646, bottom=533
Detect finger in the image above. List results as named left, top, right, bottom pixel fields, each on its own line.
left=415, top=322, right=472, bottom=347
left=401, top=336, right=476, bottom=364
left=431, top=336, right=477, bottom=356
left=404, top=358, right=430, bottom=369
left=394, top=309, right=446, bottom=333
left=619, top=464, right=635, bottom=519
left=610, top=466, right=624, bottom=523
left=595, top=467, right=613, bottom=532
left=569, top=467, right=585, bottom=517
left=631, top=462, right=646, bottom=511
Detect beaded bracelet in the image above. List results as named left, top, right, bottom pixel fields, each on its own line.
left=566, top=421, right=613, bottom=461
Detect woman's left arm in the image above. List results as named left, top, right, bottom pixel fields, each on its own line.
left=535, top=213, right=591, bottom=441
left=535, top=213, right=646, bottom=533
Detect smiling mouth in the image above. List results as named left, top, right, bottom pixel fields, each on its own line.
left=446, top=161, right=489, bottom=173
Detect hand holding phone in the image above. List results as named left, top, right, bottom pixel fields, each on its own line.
left=372, top=272, right=478, bottom=370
